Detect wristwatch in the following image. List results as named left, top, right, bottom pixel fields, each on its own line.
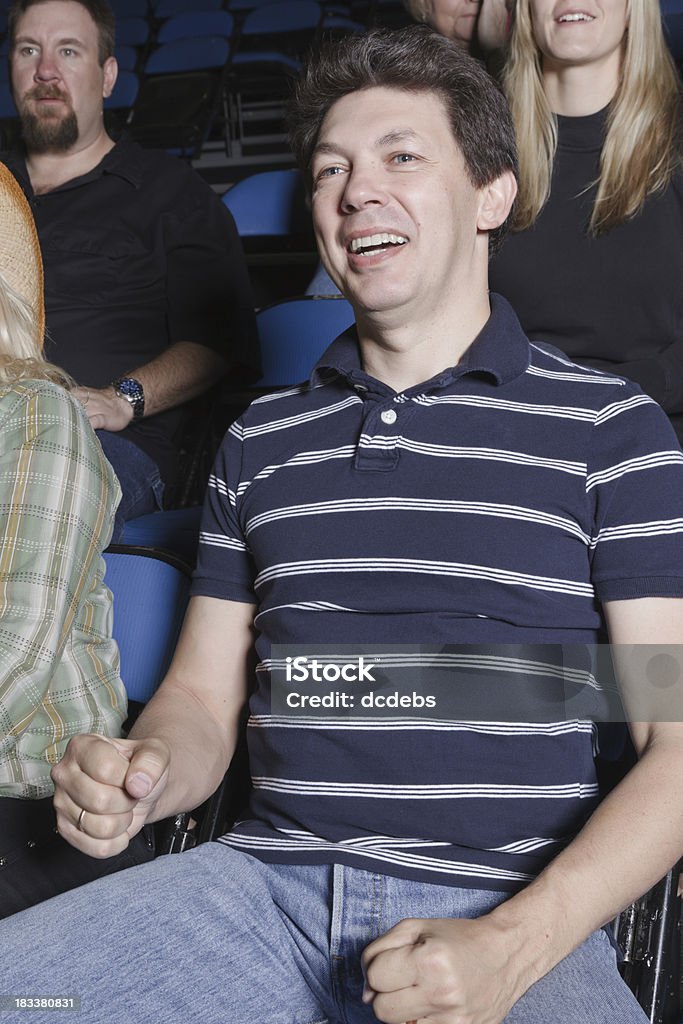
left=111, top=376, right=145, bottom=420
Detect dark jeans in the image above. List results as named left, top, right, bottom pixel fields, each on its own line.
left=0, top=796, right=155, bottom=920
left=96, top=430, right=165, bottom=544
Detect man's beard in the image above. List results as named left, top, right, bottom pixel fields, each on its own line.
left=17, top=87, right=79, bottom=153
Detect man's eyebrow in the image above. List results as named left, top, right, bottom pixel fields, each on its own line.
left=376, top=128, right=420, bottom=147
left=312, top=141, right=342, bottom=158
left=14, top=34, right=86, bottom=47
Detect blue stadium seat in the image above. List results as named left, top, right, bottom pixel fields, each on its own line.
left=122, top=506, right=203, bottom=568
left=105, top=69, right=140, bottom=109
left=255, top=296, right=354, bottom=386
left=103, top=546, right=191, bottom=705
left=114, top=44, right=138, bottom=70
left=157, top=10, right=234, bottom=43
left=237, top=0, right=322, bottom=39
left=0, top=82, right=16, bottom=119
left=154, top=0, right=222, bottom=16
left=110, top=0, right=149, bottom=16
left=227, top=0, right=294, bottom=8
left=222, top=169, right=311, bottom=237
left=144, top=35, right=230, bottom=73
left=116, top=16, right=150, bottom=46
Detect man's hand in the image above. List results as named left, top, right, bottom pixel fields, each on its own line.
left=361, top=917, right=522, bottom=1024
left=51, top=734, right=170, bottom=858
left=73, top=385, right=133, bottom=432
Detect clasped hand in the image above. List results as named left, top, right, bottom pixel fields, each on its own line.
left=51, top=734, right=170, bottom=858
left=361, top=916, right=520, bottom=1024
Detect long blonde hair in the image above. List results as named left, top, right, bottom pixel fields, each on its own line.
left=504, top=0, right=682, bottom=234
left=0, top=269, right=71, bottom=388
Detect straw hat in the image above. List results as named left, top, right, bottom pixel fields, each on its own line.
left=0, top=162, right=44, bottom=344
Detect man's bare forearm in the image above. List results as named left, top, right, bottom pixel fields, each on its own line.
left=485, top=729, right=683, bottom=1004
left=129, top=341, right=229, bottom=417
left=73, top=342, right=230, bottom=431
left=128, top=595, right=255, bottom=823
left=127, top=677, right=243, bottom=822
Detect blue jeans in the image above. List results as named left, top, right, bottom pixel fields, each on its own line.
left=96, top=431, right=164, bottom=544
left=0, top=843, right=647, bottom=1023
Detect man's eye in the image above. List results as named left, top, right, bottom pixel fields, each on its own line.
left=18, top=46, right=37, bottom=56
left=61, top=48, right=76, bottom=56
left=317, top=166, right=344, bottom=179
left=393, top=153, right=417, bottom=164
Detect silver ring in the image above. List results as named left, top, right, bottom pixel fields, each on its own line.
left=77, top=808, right=87, bottom=833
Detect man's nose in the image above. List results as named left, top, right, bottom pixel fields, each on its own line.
left=34, top=53, right=60, bottom=81
left=340, top=165, right=388, bottom=213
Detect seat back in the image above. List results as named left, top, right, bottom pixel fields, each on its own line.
left=155, top=0, right=222, bottom=16
left=144, top=35, right=230, bottom=73
left=256, top=296, right=354, bottom=386
left=116, top=16, right=150, bottom=45
left=104, top=69, right=140, bottom=109
left=158, top=10, right=235, bottom=43
left=111, top=0, right=149, bottom=15
left=223, top=169, right=311, bottom=237
left=114, top=45, right=138, bottom=70
left=129, top=67, right=223, bottom=155
left=240, top=0, right=322, bottom=33
left=103, top=546, right=191, bottom=704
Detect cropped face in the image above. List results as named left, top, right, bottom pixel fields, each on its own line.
left=11, top=0, right=116, bottom=152
left=426, top=0, right=482, bottom=45
left=529, top=0, right=629, bottom=72
left=310, top=86, right=506, bottom=321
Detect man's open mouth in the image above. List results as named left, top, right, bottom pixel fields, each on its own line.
left=348, top=233, right=408, bottom=256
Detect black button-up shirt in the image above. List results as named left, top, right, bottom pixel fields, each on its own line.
left=3, top=135, right=257, bottom=482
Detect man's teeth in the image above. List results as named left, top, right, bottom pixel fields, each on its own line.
left=349, top=233, right=407, bottom=254
left=558, top=12, right=594, bottom=20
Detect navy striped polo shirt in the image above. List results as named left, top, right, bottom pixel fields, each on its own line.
left=192, top=294, right=683, bottom=891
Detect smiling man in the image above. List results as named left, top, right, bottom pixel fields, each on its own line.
left=2, top=0, right=256, bottom=539
left=0, top=26, right=681, bottom=1024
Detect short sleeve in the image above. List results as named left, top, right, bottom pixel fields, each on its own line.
left=587, top=387, right=683, bottom=601
left=191, top=418, right=257, bottom=604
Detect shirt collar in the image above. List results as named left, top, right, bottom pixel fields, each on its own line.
left=3, top=133, right=143, bottom=194
left=311, top=293, right=530, bottom=392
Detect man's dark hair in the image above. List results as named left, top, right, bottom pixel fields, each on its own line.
left=287, top=25, right=517, bottom=251
left=8, top=0, right=116, bottom=65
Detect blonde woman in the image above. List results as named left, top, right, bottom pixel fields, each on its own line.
left=489, top=0, right=683, bottom=442
left=0, top=164, right=153, bottom=917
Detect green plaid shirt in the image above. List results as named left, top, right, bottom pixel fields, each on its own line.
left=0, top=380, right=127, bottom=799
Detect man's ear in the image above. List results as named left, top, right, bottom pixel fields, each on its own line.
left=102, top=56, right=118, bottom=100
left=476, top=170, right=517, bottom=231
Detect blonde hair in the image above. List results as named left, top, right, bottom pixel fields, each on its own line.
left=504, top=0, right=682, bottom=234
left=0, top=269, right=71, bottom=388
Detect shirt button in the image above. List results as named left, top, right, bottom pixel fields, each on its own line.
left=381, top=409, right=397, bottom=425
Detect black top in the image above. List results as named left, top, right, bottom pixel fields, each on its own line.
left=489, top=107, right=683, bottom=443
left=2, top=135, right=258, bottom=482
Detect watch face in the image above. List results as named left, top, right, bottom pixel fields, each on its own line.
left=114, top=377, right=144, bottom=418
left=117, top=377, right=142, bottom=398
